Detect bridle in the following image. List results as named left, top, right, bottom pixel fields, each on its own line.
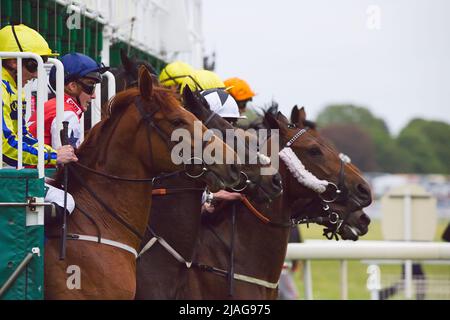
left=187, top=125, right=353, bottom=295
left=223, top=126, right=349, bottom=230
left=286, top=126, right=350, bottom=240
left=201, top=109, right=278, bottom=199
left=63, top=94, right=215, bottom=246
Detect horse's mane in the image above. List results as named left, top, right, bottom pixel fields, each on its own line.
left=54, top=84, right=181, bottom=183
left=260, top=109, right=317, bottom=130
left=105, top=84, right=181, bottom=122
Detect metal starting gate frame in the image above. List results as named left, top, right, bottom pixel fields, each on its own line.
left=0, top=51, right=115, bottom=300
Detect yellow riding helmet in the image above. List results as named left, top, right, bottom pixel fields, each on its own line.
left=159, top=61, right=195, bottom=87
left=0, top=24, right=59, bottom=56
left=180, top=69, right=225, bottom=93
left=224, top=77, right=256, bottom=102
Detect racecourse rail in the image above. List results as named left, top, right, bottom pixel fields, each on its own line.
left=285, top=240, right=450, bottom=300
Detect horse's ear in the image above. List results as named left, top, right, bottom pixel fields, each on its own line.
left=120, top=48, right=135, bottom=73
left=182, top=86, right=206, bottom=118
left=298, top=106, right=307, bottom=124
left=138, top=65, right=153, bottom=100
left=143, top=62, right=158, bottom=76
left=276, top=111, right=290, bottom=125
left=264, top=112, right=280, bottom=130
left=290, top=105, right=299, bottom=124
left=182, top=86, right=197, bottom=110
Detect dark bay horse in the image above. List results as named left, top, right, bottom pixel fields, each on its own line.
left=135, top=87, right=283, bottom=299
left=290, top=106, right=371, bottom=240
left=44, top=67, right=241, bottom=299
left=100, top=49, right=156, bottom=119
left=181, top=110, right=372, bottom=299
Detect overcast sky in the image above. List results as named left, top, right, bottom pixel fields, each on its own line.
left=202, top=0, right=450, bottom=135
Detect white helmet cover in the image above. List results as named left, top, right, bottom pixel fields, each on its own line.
left=201, top=89, right=247, bottom=119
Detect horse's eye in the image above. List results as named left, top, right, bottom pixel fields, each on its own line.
left=308, top=147, right=323, bottom=156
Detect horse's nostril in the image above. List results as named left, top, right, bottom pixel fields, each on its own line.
left=357, top=184, right=371, bottom=200
left=359, top=213, right=371, bottom=226
left=272, top=174, right=282, bottom=187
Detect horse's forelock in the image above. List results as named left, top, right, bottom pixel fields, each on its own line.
left=107, top=88, right=140, bottom=119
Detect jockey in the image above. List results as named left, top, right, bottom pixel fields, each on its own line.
left=0, top=24, right=78, bottom=221
left=180, top=69, right=226, bottom=93
left=224, top=77, right=260, bottom=130
left=28, top=53, right=109, bottom=148
left=159, top=60, right=195, bottom=90
left=200, top=87, right=247, bottom=213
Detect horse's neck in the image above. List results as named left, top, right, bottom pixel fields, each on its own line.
left=199, top=192, right=289, bottom=286
left=216, top=164, right=299, bottom=283
left=69, top=122, right=153, bottom=248
left=149, top=176, right=205, bottom=259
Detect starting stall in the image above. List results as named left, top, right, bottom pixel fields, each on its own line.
left=0, top=51, right=116, bottom=300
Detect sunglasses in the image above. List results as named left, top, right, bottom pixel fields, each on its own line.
left=76, top=80, right=97, bottom=95
left=23, top=56, right=48, bottom=73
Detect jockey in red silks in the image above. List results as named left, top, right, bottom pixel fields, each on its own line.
left=29, top=52, right=109, bottom=149
left=28, top=53, right=108, bottom=220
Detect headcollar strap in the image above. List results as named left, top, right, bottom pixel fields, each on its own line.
left=11, top=24, right=24, bottom=52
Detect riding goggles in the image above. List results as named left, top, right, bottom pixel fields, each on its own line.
left=76, top=80, right=97, bottom=95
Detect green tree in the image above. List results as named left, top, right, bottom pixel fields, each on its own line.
left=319, top=124, right=378, bottom=171
left=397, top=119, right=450, bottom=174
left=316, top=104, right=406, bottom=172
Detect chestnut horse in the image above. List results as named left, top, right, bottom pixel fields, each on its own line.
left=135, top=87, right=283, bottom=299
left=181, top=110, right=372, bottom=299
left=44, top=67, right=241, bottom=299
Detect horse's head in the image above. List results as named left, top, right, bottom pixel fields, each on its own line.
left=101, top=50, right=157, bottom=119
left=117, top=48, right=157, bottom=90
left=90, top=67, right=241, bottom=191
left=264, top=108, right=372, bottom=240
left=182, top=87, right=283, bottom=202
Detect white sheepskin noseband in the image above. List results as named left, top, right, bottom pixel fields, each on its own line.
left=278, top=128, right=329, bottom=193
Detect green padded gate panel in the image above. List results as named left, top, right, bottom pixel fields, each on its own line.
left=0, top=169, right=44, bottom=300
left=1, top=0, right=105, bottom=62
left=110, top=41, right=167, bottom=73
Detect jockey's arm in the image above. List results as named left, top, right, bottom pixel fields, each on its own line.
left=201, top=190, right=243, bottom=214
left=50, top=111, right=82, bottom=149
left=1, top=81, right=58, bottom=166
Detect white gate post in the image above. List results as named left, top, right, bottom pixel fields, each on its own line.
left=47, top=58, right=65, bottom=148
left=303, top=259, right=313, bottom=300
left=404, top=187, right=413, bottom=299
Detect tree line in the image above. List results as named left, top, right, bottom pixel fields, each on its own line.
left=315, top=104, right=450, bottom=174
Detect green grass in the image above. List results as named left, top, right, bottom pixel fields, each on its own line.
left=289, top=219, right=450, bottom=300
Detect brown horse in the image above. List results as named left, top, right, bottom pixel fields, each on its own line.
left=290, top=106, right=371, bottom=240
left=135, top=87, right=282, bottom=299
left=181, top=110, right=372, bottom=299
left=44, top=67, right=241, bottom=299
left=100, top=49, right=157, bottom=119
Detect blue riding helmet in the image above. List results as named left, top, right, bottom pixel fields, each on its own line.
left=49, top=52, right=109, bottom=90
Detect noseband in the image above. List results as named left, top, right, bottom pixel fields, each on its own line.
left=67, top=95, right=212, bottom=241
left=243, top=126, right=351, bottom=236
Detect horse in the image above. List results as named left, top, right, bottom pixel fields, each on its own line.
left=181, top=109, right=372, bottom=299
left=290, top=105, right=371, bottom=240
left=135, top=87, right=283, bottom=299
left=44, top=67, right=241, bottom=299
left=100, top=49, right=156, bottom=120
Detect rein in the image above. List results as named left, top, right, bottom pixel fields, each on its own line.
left=194, top=126, right=351, bottom=293
left=63, top=95, right=207, bottom=255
